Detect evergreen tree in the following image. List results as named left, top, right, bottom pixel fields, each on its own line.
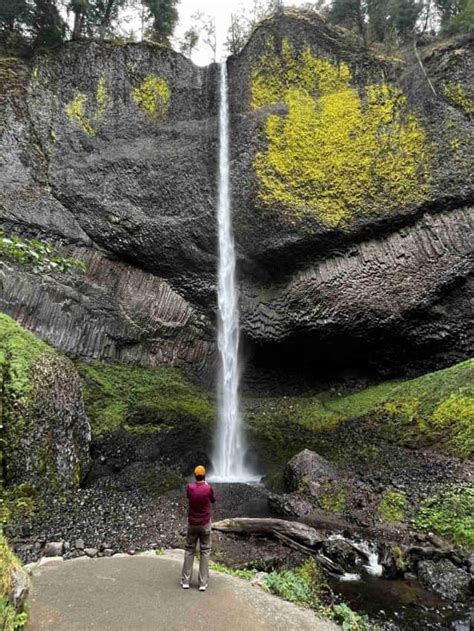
left=0, top=0, right=33, bottom=36
left=142, top=0, right=178, bottom=44
left=31, top=0, right=66, bottom=47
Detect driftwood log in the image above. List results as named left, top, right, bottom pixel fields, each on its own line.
left=212, top=517, right=323, bottom=547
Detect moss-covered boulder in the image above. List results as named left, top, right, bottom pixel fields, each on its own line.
left=0, top=313, right=91, bottom=492
left=0, top=531, right=29, bottom=630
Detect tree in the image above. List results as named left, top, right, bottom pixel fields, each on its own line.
left=179, top=26, right=199, bottom=57
left=0, top=0, right=33, bottom=37
left=445, top=0, right=474, bottom=31
left=192, top=11, right=216, bottom=62
left=68, top=0, right=127, bottom=40
left=32, top=0, right=66, bottom=47
left=329, top=0, right=368, bottom=45
left=224, top=0, right=284, bottom=56
left=141, top=0, right=178, bottom=44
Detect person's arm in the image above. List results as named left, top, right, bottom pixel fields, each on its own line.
left=210, top=485, right=216, bottom=504
left=186, top=483, right=190, bottom=499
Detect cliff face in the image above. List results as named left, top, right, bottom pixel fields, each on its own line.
left=0, top=13, right=472, bottom=384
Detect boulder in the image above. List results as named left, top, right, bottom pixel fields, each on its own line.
left=10, top=569, right=29, bottom=610
left=84, top=548, right=98, bottom=558
left=417, top=559, right=471, bottom=601
left=284, top=450, right=339, bottom=492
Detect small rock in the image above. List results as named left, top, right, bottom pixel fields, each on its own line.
left=10, top=569, right=29, bottom=610
left=43, top=541, right=64, bottom=557
left=104, top=549, right=114, bottom=557
left=250, top=571, right=268, bottom=587
left=84, top=548, right=98, bottom=558
left=75, top=539, right=85, bottom=550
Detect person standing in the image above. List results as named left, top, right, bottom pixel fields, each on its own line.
left=181, top=465, right=216, bottom=591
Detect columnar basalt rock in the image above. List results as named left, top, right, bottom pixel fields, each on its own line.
left=0, top=13, right=472, bottom=383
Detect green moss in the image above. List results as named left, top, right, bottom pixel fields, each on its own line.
left=246, top=358, right=474, bottom=467
left=78, top=361, right=215, bottom=437
left=251, top=39, right=429, bottom=227
left=318, top=482, right=347, bottom=514
left=65, top=91, right=95, bottom=136
left=95, top=76, right=111, bottom=119
left=0, top=531, right=28, bottom=630
left=65, top=76, right=112, bottom=134
left=132, top=74, right=170, bottom=120
left=377, top=491, right=407, bottom=523
left=443, top=81, right=474, bottom=115
left=390, top=546, right=407, bottom=572
left=412, top=486, right=474, bottom=549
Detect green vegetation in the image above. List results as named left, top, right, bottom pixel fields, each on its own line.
left=264, top=559, right=372, bottom=630
left=317, top=482, right=347, bottom=514
left=65, top=91, right=96, bottom=135
left=413, top=486, right=474, bottom=549
left=377, top=491, right=407, bottom=523
left=246, top=358, right=474, bottom=467
left=132, top=75, right=170, bottom=120
left=251, top=39, right=429, bottom=227
left=0, top=531, right=28, bottom=630
left=0, top=484, right=36, bottom=525
left=209, top=561, right=257, bottom=581
left=443, top=82, right=474, bottom=115
left=0, top=231, right=85, bottom=274
left=78, top=361, right=215, bottom=436
left=65, top=76, right=113, bottom=135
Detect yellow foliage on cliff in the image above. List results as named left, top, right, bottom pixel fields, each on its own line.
left=132, top=74, right=170, bottom=120
left=252, top=40, right=430, bottom=227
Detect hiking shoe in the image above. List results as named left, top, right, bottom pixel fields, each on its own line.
left=198, top=585, right=207, bottom=592
left=181, top=583, right=190, bottom=589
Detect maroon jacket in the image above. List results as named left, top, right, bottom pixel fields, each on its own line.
left=186, top=481, right=216, bottom=526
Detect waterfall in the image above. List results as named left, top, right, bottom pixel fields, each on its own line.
left=211, top=62, right=256, bottom=482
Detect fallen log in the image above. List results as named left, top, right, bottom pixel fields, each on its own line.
left=212, top=517, right=323, bottom=547
left=272, top=531, right=345, bottom=576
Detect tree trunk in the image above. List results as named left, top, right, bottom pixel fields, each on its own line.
left=212, top=517, right=323, bottom=547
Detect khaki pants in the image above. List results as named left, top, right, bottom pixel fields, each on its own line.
left=181, top=523, right=212, bottom=587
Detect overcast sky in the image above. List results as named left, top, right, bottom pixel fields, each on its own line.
left=171, top=0, right=311, bottom=66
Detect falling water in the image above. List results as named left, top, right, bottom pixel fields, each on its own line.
left=212, top=63, right=256, bottom=482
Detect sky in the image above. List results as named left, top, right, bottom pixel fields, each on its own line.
left=171, top=0, right=311, bottom=66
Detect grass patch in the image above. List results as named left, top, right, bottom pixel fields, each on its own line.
left=209, top=561, right=257, bottom=581
left=0, top=530, right=28, bottom=630
left=377, top=491, right=407, bottom=523
left=412, top=486, right=474, bottom=549
left=317, top=483, right=347, bottom=515
left=78, top=361, right=215, bottom=436
left=263, top=559, right=373, bottom=629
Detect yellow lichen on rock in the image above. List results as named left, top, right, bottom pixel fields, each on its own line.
left=96, top=76, right=111, bottom=119
left=252, top=40, right=430, bottom=227
left=132, top=74, right=170, bottom=120
left=443, top=81, right=474, bottom=115
left=65, top=91, right=95, bottom=136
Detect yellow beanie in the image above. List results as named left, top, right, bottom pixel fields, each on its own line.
left=194, top=465, right=206, bottom=477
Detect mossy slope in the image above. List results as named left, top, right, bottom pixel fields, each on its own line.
left=78, top=361, right=215, bottom=437
left=246, top=358, right=474, bottom=465
left=0, top=531, right=28, bottom=630
left=0, top=313, right=90, bottom=492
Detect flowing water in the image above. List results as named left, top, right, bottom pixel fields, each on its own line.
left=211, top=63, right=257, bottom=482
